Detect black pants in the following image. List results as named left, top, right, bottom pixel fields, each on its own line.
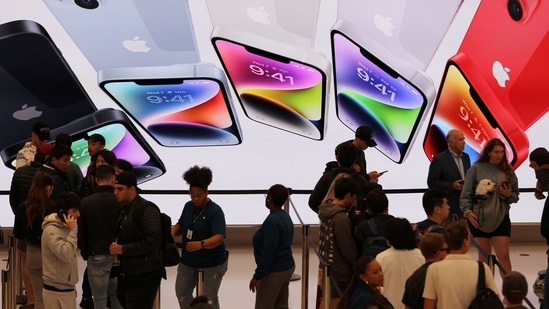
left=117, top=269, right=163, bottom=309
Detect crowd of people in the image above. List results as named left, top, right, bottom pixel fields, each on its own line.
left=307, top=126, right=542, bottom=309
left=7, top=120, right=548, bottom=309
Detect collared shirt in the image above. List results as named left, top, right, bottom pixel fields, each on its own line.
left=449, top=149, right=465, bottom=179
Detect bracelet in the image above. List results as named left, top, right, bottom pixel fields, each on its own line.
left=201, top=240, right=206, bottom=249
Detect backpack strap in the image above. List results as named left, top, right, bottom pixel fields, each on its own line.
left=477, top=261, right=486, bottom=290
left=366, top=219, right=379, bottom=236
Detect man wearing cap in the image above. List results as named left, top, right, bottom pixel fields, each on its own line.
left=502, top=271, right=529, bottom=308
left=15, top=121, right=51, bottom=168
left=330, top=126, right=382, bottom=182
left=427, top=129, right=471, bottom=221
left=110, top=172, right=164, bottom=309
left=79, top=133, right=106, bottom=198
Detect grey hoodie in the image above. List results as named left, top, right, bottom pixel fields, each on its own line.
left=318, top=199, right=358, bottom=282
left=41, top=213, right=79, bottom=290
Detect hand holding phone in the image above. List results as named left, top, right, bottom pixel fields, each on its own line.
left=62, top=213, right=78, bottom=230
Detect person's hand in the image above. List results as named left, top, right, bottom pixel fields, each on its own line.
left=499, top=181, right=512, bottom=198
left=109, top=243, right=123, bottom=255
left=352, top=163, right=361, bottom=173
left=186, top=241, right=201, bottom=252
left=535, top=189, right=546, bottom=200
left=63, top=213, right=78, bottom=230
left=368, top=171, right=380, bottom=183
left=249, top=278, right=259, bottom=293
left=465, top=211, right=480, bottom=229
left=453, top=179, right=464, bottom=191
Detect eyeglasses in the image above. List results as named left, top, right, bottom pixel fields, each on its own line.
left=436, top=248, right=450, bottom=254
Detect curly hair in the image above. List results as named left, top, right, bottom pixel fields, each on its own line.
left=183, top=165, right=213, bottom=190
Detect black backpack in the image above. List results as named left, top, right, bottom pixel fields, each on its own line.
left=361, top=219, right=389, bottom=257
left=133, top=203, right=181, bottom=267
left=468, top=261, right=503, bottom=309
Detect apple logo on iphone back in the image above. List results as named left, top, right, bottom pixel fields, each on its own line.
left=122, top=36, right=151, bottom=53
left=492, top=61, right=511, bottom=87
left=246, top=7, right=272, bottom=25
left=374, top=14, right=395, bottom=37
left=12, top=104, right=43, bottom=121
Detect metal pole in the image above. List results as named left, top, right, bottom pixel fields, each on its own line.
left=487, top=254, right=496, bottom=275
left=301, top=225, right=310, bottom=309
left=322, top=264, right=331, bottom=309
left=5, top=235, right=16, bottom=309
left=13, top=238, right=26, bottom=305
left=196, top=269, right=205, bottom=296
left=2, top=269, right=9, bottom=309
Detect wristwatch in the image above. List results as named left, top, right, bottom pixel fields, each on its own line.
left=201, top=240, right=206, bottom=249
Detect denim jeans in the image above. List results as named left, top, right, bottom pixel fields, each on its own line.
left=87, top=254, right=122, bottom=309
left=175, top=260, right=228, bottom=309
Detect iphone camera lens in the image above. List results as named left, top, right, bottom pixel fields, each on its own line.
left=74, top=0, right=99, bottom=9
left=507, top=0, right=523, bottom=21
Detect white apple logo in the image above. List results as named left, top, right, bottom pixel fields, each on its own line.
left=492, top=61, right=511, bottom=87
left=374, top=14, right=394, bottom=37
left=246, top=7, right=271, bottom=25
left=122, top=36, right=151, bottom=53
left=13, top=104, right=43, bottom=121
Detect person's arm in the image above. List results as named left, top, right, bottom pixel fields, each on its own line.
left=335, top=213, right=358, bottom=267
left=308, top=174, right=332, bottom=213
left=171, top=223, right=183, bottom=239
left=252, top=218, right=280, bottom=280
left=185, top=204, right=226, bottom=252
left=42, top=216, right=79, bottom=262
left=427, top=154, right=456, bottom=192
left=423, top=298, right=436, bottom=309
left=77, top=205, right=89, bottom=260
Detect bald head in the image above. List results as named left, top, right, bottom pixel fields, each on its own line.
left=446, top=129, right=465, bottom=154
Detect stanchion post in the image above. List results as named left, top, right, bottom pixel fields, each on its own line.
left=196, top=269, right=205, bottom=296
left=487, top=254, right=496, bottom=275
left=322, top=264, right=331, bottom=309
left=301, top=225, right=310, bottom=309
left=5, top=235, right=16, bottom=309
left=2, top=269, right=8, bottom=309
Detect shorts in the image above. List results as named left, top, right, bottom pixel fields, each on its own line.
left=469, top=214, right=511, bottom=238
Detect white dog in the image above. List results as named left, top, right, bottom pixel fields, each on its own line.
left=476, top=179, right=497, bottom=196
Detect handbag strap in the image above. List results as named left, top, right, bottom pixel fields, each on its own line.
left=476, top=261, right=486, bottom=290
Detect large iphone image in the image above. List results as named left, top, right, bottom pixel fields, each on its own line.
left=0, top=20, right=96, bottom=151
left=212, top=35, right=328, bottom=140
left=337, top=0, right=463, bottom=71
left=331, top=30, right=430, bottom=163
left=99, top=64, right=242, bottom=147
left=457, top=0, right=549, bottom=130
left=423, top=59, right=530, bottom=168
left=2, top=109, right=165, bottom=183
left=43, top=0, right=199, bottom=70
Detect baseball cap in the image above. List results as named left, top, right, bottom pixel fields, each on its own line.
left=85, top=133, right=106, bottom=145
left=115, top=172, right=137, bottom=188
left=356, top=126, right=377, bottom=147
left=502, top=271, right=528, bottom=300
left=32, top=122, right=51, bottom=141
